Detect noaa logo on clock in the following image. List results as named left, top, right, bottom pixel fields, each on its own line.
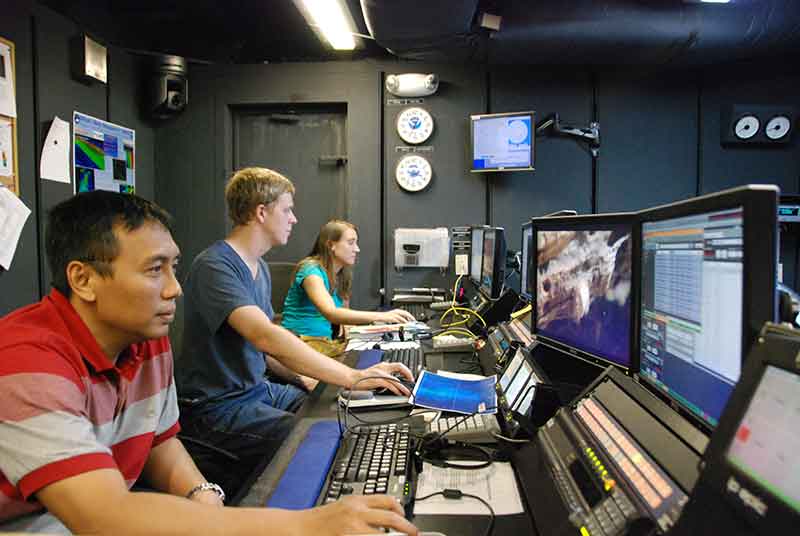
left=396, top=107, right=434, bottom=145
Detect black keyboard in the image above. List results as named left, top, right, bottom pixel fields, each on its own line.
left=381, top=347, right=423, bottom=373
left=319, top=423, right=415, bottom=508
left=400, top=302, right=425, bottom=318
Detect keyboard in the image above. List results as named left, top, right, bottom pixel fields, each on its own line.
left=400, top=302, right=425, bottom=318
left=319, top=423, right=415, bottom=509
left=381, top=347, right=423, bottom=374
left=428, top=413, right=501, bottom=443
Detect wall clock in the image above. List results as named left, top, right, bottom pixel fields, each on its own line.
left=733, top=115, right=760, bottom=140
left=396, top=107, right=434, bottom=144
left=395, top=154, right=433, bottom=192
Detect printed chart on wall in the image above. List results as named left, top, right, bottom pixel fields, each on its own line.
left=73, top=111, right=135, bottom=194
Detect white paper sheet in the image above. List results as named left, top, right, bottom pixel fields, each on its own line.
left=345, top=339, right=421, bottom=352
left=0, top=118, right=12, bottom=176
left=0, top=42, right=16, bottom=118
left=40, top=116, right=71, bottom=183
left=0, top=186, right=31, bottom=270
left=413, top=461, right=524, bottom=516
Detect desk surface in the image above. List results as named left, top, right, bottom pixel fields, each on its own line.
left=239, top=346, right=536, bottom=535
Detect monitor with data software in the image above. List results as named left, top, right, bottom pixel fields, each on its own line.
left=470, top=226, right=485, bottom=284
left=481, top=227, right=507, bottom=299
left=532, top=213, right=636, bottom=370
left=520, top=221, right=534, bottom=300
left=638, top=185, right=778, bottom=431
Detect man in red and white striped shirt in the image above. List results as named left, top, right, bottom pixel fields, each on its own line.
left=0, top=191, right=417, bottom=535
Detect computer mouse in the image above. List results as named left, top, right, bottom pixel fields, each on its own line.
left=416, top=312, right=428, bottom=322
left=374, top=376, right=415, bottom=396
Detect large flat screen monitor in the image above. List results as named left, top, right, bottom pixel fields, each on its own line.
left=532, top=213, right=636, bottom=370
left=470, top=111, right=535, bottom=173
left=638, top=185, right=778, bottom=431
left=520, top=222, right=534, bottom=301
left=481, top=227, right=507, bottom=299
left=470, top=226, right=485, bottom=284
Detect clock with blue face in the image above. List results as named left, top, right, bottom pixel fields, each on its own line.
left=395, top=154, right=433, bottom=192
left=396, top=107, right=434, bottom=144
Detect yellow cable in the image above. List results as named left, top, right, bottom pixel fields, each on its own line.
left=438, top=328, right=476, bottom=339
left=510, top=303, right=532, bottom=319
left=439, top=306, right=487, bottom=328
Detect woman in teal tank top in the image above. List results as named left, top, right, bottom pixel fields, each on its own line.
left=282, top=220, right=414, bottom=350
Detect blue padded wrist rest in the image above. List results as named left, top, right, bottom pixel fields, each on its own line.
left=266, top=420, right=341, bottom=509
left=355, top=348, right=384, bottom=369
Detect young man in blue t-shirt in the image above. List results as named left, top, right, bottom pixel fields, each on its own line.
left=176, top=168, right=413, bottom=495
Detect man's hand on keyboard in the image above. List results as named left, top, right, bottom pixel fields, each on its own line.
left=352, top=363, right=415, bottom=396
left=298, top=495, right=418, bottom=535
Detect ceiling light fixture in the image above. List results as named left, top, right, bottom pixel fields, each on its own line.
left=295, top=0, right=358, bottom=50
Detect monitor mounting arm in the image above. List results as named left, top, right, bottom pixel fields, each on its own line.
left=536, top=113, right=601, bottom=158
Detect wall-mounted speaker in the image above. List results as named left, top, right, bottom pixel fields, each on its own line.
left=721, top=104, right=795, bottom=146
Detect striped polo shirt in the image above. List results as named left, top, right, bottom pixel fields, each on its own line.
left=0, top=290, right=180, bottom=524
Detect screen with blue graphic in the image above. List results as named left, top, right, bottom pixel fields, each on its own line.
left=639, top=208, right=744, bottom=428
left=471, top=111, right=534, bottom=172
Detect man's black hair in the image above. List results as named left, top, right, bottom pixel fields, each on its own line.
left=46, top=191, right=174, bottom=297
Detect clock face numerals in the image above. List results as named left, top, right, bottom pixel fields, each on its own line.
left=765, top=115, right=791, bottom=140
left=734, top=115, right=760, bottom=140
left=395, top=155, right=432, bottom=192
left=396, top=107, right=434, bottom=144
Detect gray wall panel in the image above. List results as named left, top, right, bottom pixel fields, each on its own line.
left=597, top=74, right=698, bottom=213
left=700, top=70, right=800, bottom=195
left=381, top=63, right=486, bottom=293
left=0, top=1, right=39, bottom=313
left=490, top=68, right=594, bottom=269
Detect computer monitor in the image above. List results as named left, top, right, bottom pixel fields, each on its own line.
left=638, top=185, right=778, bottom=431
left=470, top=111, right=535, bottom=173
left=532, top=213, right=637, bottom=370
left=677, top=323, right=799, bottom=534
left=520, top=221, right=534, bottom=300
left=778, top=194, right=800, bottom=223
left=481, top=227, right=507, bottom=299
left=470, top=226, right=485, bottom=284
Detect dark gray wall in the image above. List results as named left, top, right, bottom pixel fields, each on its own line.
left=156, top=58, right=800, bottom=325
left=0, top=1, right=156, bottom=316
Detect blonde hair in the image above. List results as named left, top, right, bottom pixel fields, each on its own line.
left=294, top=220, right=357, bottom=300
left=225, top=167, right=296, bottom=226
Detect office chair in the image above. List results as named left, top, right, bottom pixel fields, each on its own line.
left=267, top=261, right=296, bottom=323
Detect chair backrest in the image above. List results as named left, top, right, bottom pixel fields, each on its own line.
left=268, top=261, right=297, bottom=318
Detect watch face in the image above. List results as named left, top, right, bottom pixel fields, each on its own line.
left=395, top=154, right=432, bottom=192
left=765, top=115, right=791, bottom=140
left=396, top=107, right=434, bottom=144
left=734, top=115, right=760, bottom=140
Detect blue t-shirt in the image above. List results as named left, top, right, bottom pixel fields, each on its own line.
left=281, top=262, right=343, bottom=338
left=176, top=240, right=274, bottom=405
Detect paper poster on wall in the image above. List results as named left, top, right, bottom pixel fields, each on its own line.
left=0, top=41, right=17, bottom=118
left=72, top=111, right=135, bottom=194
left=0, top=118, right=12, bottom=176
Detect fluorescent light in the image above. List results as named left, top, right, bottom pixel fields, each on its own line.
left=298, top=0, right=357, bottom=50
left=700, top=0, right=731, bottom=3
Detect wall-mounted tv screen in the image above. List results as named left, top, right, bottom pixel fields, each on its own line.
left=470, top=111, right=534, bottom=173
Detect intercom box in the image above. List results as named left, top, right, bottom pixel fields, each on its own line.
left=394, top=228, right=450, bottom=269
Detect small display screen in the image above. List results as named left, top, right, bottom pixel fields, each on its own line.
left=505, top=361, right=532, bottom=408
left=471, top=112, right=534, bottom=172
left=512, top=372, right=537, bottom=415
left=726, top=365, right=800, bottom=514
left=500, top=348, right=525, bottom=392
left=481, top=229, right=497, bottom=295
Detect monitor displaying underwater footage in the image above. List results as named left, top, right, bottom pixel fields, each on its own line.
left=533, top=214, right=635, bottom=369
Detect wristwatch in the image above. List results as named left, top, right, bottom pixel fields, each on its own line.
left=186, top=482, right=226, bottom=503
